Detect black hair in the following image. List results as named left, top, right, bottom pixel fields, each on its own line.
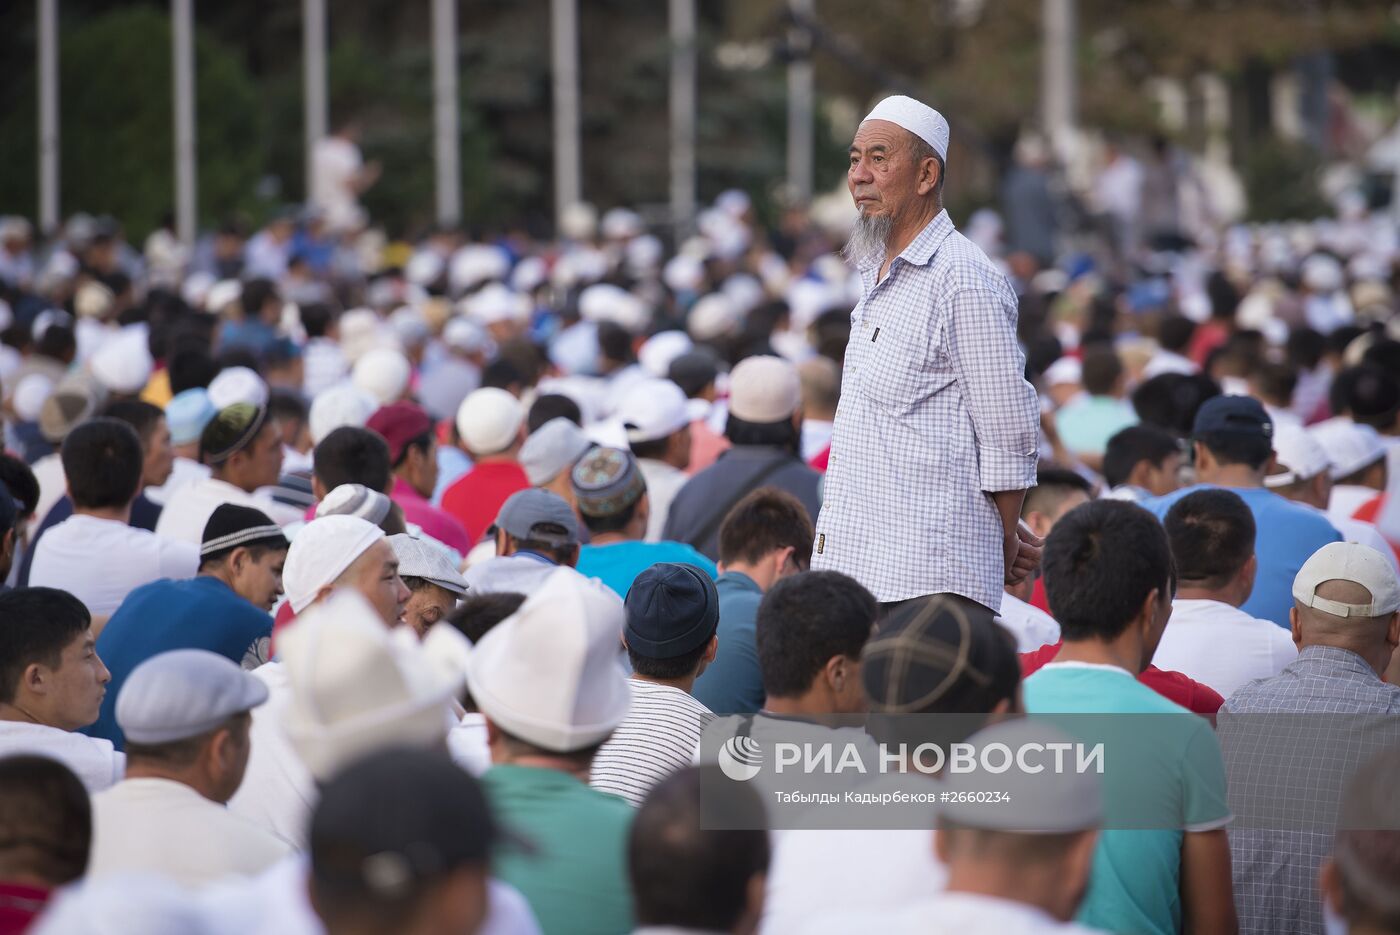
left=0, top=455, right=41, bottom=518
left=1249, top=361, right=1298, bottom=408
left=126, top=712, right=250, bottom=768
left=755, top=571, right=877, bottom=699
left=267, top=388, right=310, bottom=430
left=629, top=767, right=769, bottom=931
left=199, top=539, right=285, bottom=571
left=1131, top=372, right=1221, bottom=437
left=392, top=430, right=435, bottom=470
left=580, top=499, right=640, bottom=536
left=61, top=418, right=143, bottom=510
left=1362, top=339, right=1400, bottom=376
left=299, top=303, right=337, bottom=340
left=1342, top=365, right=1400, bottom=431
left=628, top=640, right=712, bottom=681
left=629, top=436, right=673, bottom=461
left=167, top=348, right=220, bottom=394
left=35, top=324, right=76, bottom=362
left=1164, top=488, right=1255, bottom=590
left=1102, top=424, right=1181, bottom=489
left=1326, top=325, right=1366, bottom=358
left=597, top=321, right=637, bottom=365
left=718, top=487, right=814, bottom=567
left=1285, top=327, right=1326, bottom=371
left=1042, top=500, right=1175, bottom=642
left=239, top=278, right=279, bottom=321
left=724, top=413, right=799, bottom=455
left=481, top=358, right=526, bottom=392
left=1196, top=430, right=1273, bottom=471
left=1021, top=467, right=1093, bottom=520
left=100, top=399, right=164, bottom=447
left=447, top=592, right=526, bottom=644
left=527, top=394, right=583, bottom=433
left=0, top=755, right=92, bottom=885
left=0, top=588, right=92, bottom=704
left=313, top=427, right=392, bottom=494
left=1080, top=345, right=1124, bottom=396
left=1158, top=315, right=1196, bottom=354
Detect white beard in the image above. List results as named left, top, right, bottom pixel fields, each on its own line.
left=842, top=211, right=894, bottom=266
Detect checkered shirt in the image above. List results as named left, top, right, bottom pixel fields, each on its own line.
left=1219, top=645, right=1400, bottom=935
left=810, top=210, right=1039, bottom=607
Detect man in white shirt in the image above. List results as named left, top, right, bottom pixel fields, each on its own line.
left=144, top=388, right=216, bottom=507
left=88, top=650, right=290, bottom=885
left=310, top=123, right=380, bottom=234
left=156, top=403, right=286, bottom=546
left=592, top=563, right=717, bottom=806
left=29, top=419, right=198, bottom=618
left=0, top=588, right=124, bottom=792
left=1151, top=489, right=1295, bottom=698
left=620, top=379, right=693, bottom=542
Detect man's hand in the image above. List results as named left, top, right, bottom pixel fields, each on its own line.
left=1004, top=520, right=1043, bottom=586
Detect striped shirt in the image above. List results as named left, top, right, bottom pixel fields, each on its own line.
left=590, top=680, right=713, bottom=807
left=811, top=210, right=1039, bottom=608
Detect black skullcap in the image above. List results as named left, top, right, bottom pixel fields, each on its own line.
left=200, top=503, right=289, bottom=560
left=624, top=563, right=719, bottom=659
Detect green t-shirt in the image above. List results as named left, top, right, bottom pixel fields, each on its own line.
left=481, top=764, right=635, bottom=935
left=1024, top=662, right=1231, bottom=935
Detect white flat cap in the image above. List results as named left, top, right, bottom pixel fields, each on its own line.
left=520, top=417, right=593, bottom=486
left=729, top=354, right=801, bottom=424
left=117, top=649, right=269, bottom=745
left=389, top=533, right=469, bottom=597
left=456, top=387, right=524, bottom=456
left=283, top=515, right=386, bottom=613
left=1294, top=541, right=1400, bottom=619
left=465, top=568, right=632, bottom=752
left=862, top=95, right=950, bottom=162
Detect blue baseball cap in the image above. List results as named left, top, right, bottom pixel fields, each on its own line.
left=1192, top=395, right=1272, bottom=439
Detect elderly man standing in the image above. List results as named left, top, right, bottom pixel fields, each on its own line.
left=811, top=96, right=1041, bottom=613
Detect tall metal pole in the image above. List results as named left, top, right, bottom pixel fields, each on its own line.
left=432, top=0, right=461, bottom=226
left=303, top=0, right=328, bottom=201
left=669, top=0, right=696, bottom=238
left=37, top=0, right=60, bottom=233
left=1041, top=0, right=1076, bottom=158
left=550, top=0, right=581, bottom=230
left=172, top=0, right=197, bottom=244
left=785, top=0, right=814, bottom=205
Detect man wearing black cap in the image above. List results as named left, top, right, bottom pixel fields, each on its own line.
left=591, top=563, right=718, bottom=807
left=155, top=402, right=287, bottom=546
left=87, top=504, right=289, bottom=750
left=1141, top=394, right=1342, bottom=627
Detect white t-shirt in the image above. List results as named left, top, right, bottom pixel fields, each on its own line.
left=226, top=663, right=316, bottom=850
left=30, top=453, right=66, bottom=531
left=814, top=892, right=1109, bottom=935
left=1330, top=484, right=1379, bottom=527
left=28, top=514, right=199, bottom=617
left=1151, top=598, right=1297, bottom=699
left=997, top=592, right=1061, bottom=653
left=90, top=778, right=291, bottom=886
left=637, top=459, right=690, bottom=544
left=591, top=680, right=713, bottom=806
left=154, top=477, right=278, bottom=547
left=0, top=720, right=125, bottom=792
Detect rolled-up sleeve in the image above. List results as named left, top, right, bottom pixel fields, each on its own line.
left=944, top=287, right=1039, bottom=492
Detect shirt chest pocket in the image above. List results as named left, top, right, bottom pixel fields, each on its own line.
left=855, top=316, right=939, bottom=415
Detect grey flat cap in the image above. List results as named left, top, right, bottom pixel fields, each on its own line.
left=520, top=417, right=593, bottom=486
left=493, top=488, right=580, bottom=547
left=388, top=534, right=470, bottom=596
left=117, top=649, right=270, bottom=745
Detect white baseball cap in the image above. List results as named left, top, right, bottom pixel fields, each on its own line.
left=728, top=355, right=801, bottom=424
left=455, top=387, right=524, bottom=456
left=1308, top=421, right=1386, bottom=481
left=1265, top=423, right=1332, bottom=488
left=1293, top=542, right=1400, bottom=618
left=617, top=379, right=690, bottom=444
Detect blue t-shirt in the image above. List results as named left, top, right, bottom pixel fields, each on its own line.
left=86, top=576, right=274, bottom=750
left=575, top=540, right=718, bottom=600
left=1055, top=395, right=1139, bottom=456
left=693, top=572, right=765, bottom=715
left=1141, top=484, right=1341, bottom=628
left=1024, top=663, right=1231, bottom=935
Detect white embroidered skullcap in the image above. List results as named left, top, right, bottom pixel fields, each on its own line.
left=862, top=95, right=950, bottom=162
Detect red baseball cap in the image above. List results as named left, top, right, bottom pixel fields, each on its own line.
left=367, top=401, right=434, bottom=463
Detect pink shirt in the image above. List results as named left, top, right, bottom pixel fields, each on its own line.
left=392, top=476, right=473, bottom=554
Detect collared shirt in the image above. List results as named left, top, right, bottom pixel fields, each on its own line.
left=693, top=572, right=766, bottom=715
left=89, top=778, right=290, bottom=886
left=1221, top=646, right=1400, bottom=935
left=811, top=210, right=1039, bottom=608
left=391, top=476, right=472, bottom=554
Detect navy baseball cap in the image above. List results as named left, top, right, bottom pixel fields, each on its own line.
left=1192, top=395, right=1272, bottom=439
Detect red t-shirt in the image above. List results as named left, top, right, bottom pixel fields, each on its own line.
left=440, top=461, right=530, bottom=546
left=1020, top=642, right=1224, bottom=716
left=0, top=882, right=50, bottom=935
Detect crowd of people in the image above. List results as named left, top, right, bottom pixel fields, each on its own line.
left=0, top=93, right=1399, bottom=935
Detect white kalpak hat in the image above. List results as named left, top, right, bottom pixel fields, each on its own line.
left=862, top=95, right=950, bottom=162
left=1293, top=542, right=1400, bottom=619
left=465, top=568, right=632, bottom=752
left=283, top=515, right=386, bottom=613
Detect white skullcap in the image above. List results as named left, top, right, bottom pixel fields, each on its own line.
left=389, top=306, right=430, bottom=348
left=638, top=331, right=694, bottom=378
left=449, top=244, right=511, bottom=294
left=207, top=366, right=269, bottom=409
left=462, top=282, right=530, bottom=326
left=600, top=207, right=644, bottom=240
left=351, top=347, right=412, bottom=405
left=729, top=355, right=801, bottom=423
left=861, top=94, right=950, bottom=162
left=74, top=281, right=114, bottom=320
left=405, top=250, right=445, bottom=287
left=579, top=284, right=650, bottom=334
left=180, top=271, right=215, bottom=309
left=688, top=293, right=742, bottom=341
left=663, top=254, right=706, bottom=293
left=283, top=515, right=386, bottom=613
left=1302, top=253, right=1344, bottom=293
left=1044, top=356, right=1083, bottom=387
left=722, top=274, right=766, bottom=315
left=89, top=328, right=154, bottom=395
left=316, top=483, right=392, bottom=526
left=559, top=202, right=598, bottom=241
left=12, top=373, right=54, bottom=422
left=511, top=255, right=548, bottom=293
left=443, top=317, right=491, bottom=354
left=625, top=235, right=664, bottom=276
left=456, top=387, right=524, bottom=456
left=716, top=189, right=751, bottom=217
left=309, top=382, right=379, bottom=444
left=204, top=279, right=243, bottom=315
